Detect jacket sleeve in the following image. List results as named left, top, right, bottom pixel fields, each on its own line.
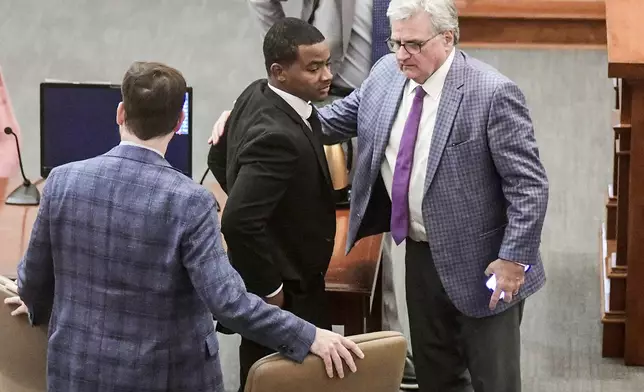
left=181, top=187, right=315, bottom=363
left=317, top=86, right=362, bottom=144
left=220, top=129, right=298, bottom=296
left=486, top=81, right=549, bottom=264
left=207, top=126, right=229, bottom=193
left=17, top=174, right=57, bottom=326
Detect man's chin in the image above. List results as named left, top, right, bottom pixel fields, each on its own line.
left=314, top=91, right=330, bottom=101
left=400, top=67, right=418, bottom=80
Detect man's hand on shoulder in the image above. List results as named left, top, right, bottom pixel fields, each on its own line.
left=207, top=109, right=232, bottom=145
left=485, top=259, right=527, bottom=310
left=310, top=328, right=365, bottom=379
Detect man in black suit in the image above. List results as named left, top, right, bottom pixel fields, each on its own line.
left=207, top=18, right=336, bottom=392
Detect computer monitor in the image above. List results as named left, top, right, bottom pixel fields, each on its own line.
left=40, top=82, right=193, bottom=178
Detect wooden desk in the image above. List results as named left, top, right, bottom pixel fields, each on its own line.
left=326, top=209, right=383, bottom=336
left=0, top=177, right=42, bottom=277
left=0, top=176, right=383, bottom=336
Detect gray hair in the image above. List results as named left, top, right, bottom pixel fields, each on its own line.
left=387, top=0, right=460, bottom=44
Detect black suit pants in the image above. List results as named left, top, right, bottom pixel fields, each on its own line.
left=405, top=239, right=524, bottom=392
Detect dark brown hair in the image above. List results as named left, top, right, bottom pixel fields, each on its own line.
left=121, top=61, right=187, bottom=140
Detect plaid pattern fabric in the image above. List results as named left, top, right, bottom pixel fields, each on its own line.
left=319, top=50, right=549, bottom=317
left=17, top=145, right=315, bottom=392
left=371, top=0, right=392, bottom=65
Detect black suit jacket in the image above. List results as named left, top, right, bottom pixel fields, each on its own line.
left=208, top=79, right=336, bottom=302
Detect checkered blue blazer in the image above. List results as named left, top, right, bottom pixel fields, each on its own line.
left=17, top=145, right=315, bottom=392
left=318, top=50, right=549, bottom=317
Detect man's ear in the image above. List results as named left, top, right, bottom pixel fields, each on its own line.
left=116, top=102, right=125, bottom=126
left=172, top=111, right=186, bottom=134
left=444, top=31, right=455, bottom=47
left=269, top=63, right=287, bottom=83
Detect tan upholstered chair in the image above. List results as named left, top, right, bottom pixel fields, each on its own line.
left=244, top=331, right=407, bottom=392
left=0, top=276, right=48, bottom=392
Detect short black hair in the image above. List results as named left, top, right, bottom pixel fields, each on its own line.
left=263, top=17, right=325, bottom=74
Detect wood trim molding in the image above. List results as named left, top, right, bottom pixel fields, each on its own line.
left=606, top=0, right=644, bottom=78
left=455, top=0, right=607, bottom=49
left=456, top=0, right=605, bottom=20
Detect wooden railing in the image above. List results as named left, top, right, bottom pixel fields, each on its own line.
left=600, top=0, right=644, bottom=365
left=456, top=0, right=606, bottom=48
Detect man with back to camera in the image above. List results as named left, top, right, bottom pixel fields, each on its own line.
left=211, top=0, right=550, bottom=390
left=207, top=18, right=339, bottom=392
left=3, top=61, right=362, bottom=392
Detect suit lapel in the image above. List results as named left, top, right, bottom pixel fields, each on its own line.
left=264, top=85, right=333, bottom=188
left=423, top=51, right=465, bottom=196
left=370, top=70, right=407, bottom=181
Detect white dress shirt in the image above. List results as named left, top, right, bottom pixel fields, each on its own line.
left=119, top=140, right=164, bottom=157
left=380, top=48, right=456, bottom=242
left=268, top=83, right=313, bottom=128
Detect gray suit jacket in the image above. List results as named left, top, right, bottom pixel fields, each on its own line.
left=17, top=145, right=315, bottom=392
left=248, top=0, right=356, bottom=76
left=317, top=50, right=549, bottom=318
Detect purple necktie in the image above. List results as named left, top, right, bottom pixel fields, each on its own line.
left=391, top=86, right=426, bottom=245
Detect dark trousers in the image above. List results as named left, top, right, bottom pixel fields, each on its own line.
left=405, top=239, right=524, bottom=392
left=238, top=275, right=330, bottom=392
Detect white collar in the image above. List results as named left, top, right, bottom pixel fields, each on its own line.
left=408, top=48, right=456, bottom=101
left=268, top=83, right=313, bottom=120
left=119, top=140, right=164, bottom=157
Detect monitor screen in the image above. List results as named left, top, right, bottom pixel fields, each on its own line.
left=40, top=83, right=192, bottom=178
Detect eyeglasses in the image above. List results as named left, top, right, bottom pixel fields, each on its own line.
left=386, top=32, right=443, bottom=55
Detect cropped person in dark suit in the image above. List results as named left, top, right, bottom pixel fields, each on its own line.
left=5, top=61, right=362, bottom=392
left=207, top=18, right=336, bottom=391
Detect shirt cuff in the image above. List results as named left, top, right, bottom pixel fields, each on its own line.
left=264, top=283, right=283, bottom=298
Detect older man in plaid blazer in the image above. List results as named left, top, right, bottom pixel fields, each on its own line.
left=6, top=61, right=361, bottom=392
left=316, top=1, right=549, bottom=391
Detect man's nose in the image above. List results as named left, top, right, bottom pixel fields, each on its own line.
left=396, top=46, right=410, bottom=61
left=321, top=65, right=333, bottom=81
